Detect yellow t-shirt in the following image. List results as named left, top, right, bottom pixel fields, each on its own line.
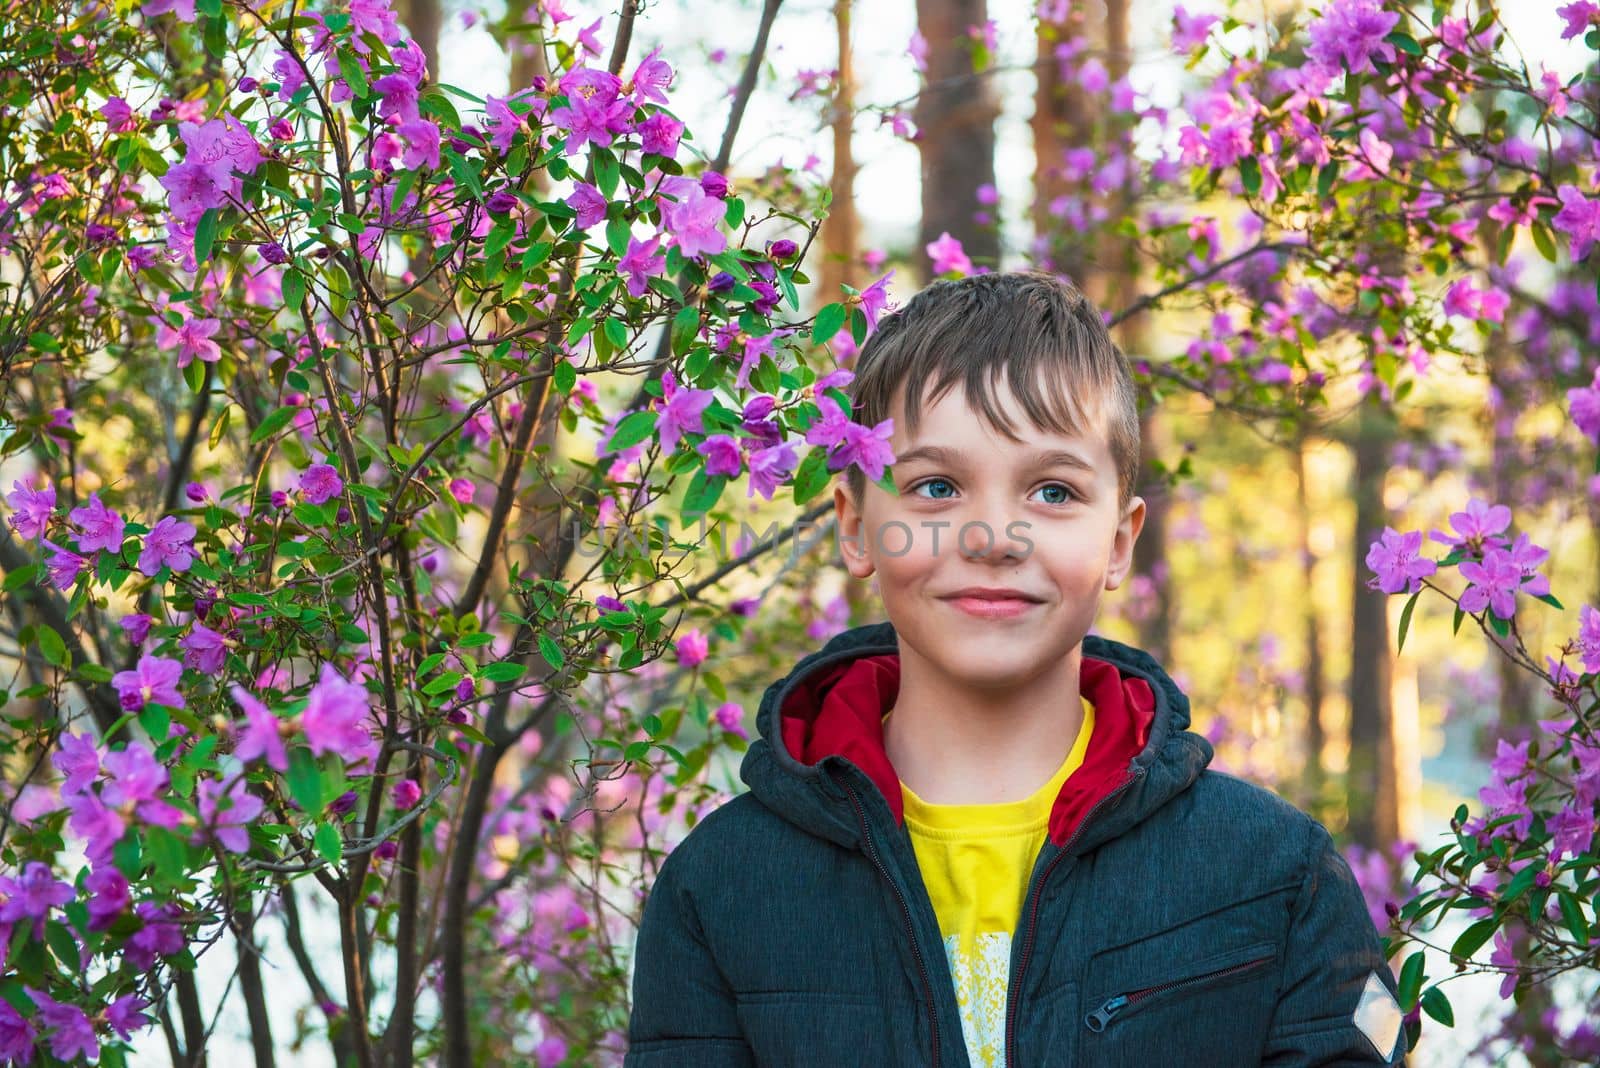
left=884, top=695, right=1095, bottom=1068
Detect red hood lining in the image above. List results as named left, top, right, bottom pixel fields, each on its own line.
left=779, top=653, right=1155, bottom=847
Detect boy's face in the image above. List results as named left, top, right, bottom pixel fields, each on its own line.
left=834, top=373, right=1145, bottom=693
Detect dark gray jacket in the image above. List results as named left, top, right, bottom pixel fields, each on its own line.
left=625, top=621, right=1408, bottom=1067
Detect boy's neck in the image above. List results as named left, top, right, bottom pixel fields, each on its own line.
left=882, top=642, right=1087, bottom=806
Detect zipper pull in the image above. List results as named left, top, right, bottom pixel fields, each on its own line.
left=1085, top=994, right=1129, bottom=1033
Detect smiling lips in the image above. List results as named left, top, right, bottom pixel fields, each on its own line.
left=938, top=586, right=1045, bottom=619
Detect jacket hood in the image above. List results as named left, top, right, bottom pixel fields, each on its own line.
left=739, top=620, right=1214, bottom=854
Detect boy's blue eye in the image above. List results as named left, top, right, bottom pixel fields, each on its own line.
left=907, top=479, right=1077, bottom=504
left=1038, top=484, right=1073, bottom=505
left=910, top=478, right=956, bottom=500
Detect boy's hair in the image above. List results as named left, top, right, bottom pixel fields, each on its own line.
left=842, top=271, right=1141, bottom=511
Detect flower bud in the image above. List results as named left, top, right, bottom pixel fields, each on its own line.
left=767, top=238, right=798, bottom=261
left=486, top=190, right=519, bottom=214
left=699, top=171, right=729, bottom=198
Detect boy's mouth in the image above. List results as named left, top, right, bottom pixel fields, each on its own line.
left=938, top=586, right=1045, bottom=619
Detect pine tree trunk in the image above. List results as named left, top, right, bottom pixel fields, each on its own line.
left=915, top=0, right=1000, bottom=277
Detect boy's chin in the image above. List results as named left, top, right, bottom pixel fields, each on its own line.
left=922, top=641, right=1073, bottom=691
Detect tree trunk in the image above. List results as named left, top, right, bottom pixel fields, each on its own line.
left=400, top=0, right=441, bottom=81
left=1294, top=432, right=1327, bottom=811
left=1346, top=395, right=1400, bottom=848
left=1030, top=5, right=1092, bottom=284
left=915, top=0, right=1000, bottom=277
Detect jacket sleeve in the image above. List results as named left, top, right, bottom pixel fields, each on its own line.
left=1260, top=819, right=1409, bottom=1067
left=624, top=849, right=755, bottom=1067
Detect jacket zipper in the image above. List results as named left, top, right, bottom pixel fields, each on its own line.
left=1003, top=765, right=1146, bottom=1068
left=1084, top=951, right=1276, bottom=1032
left=840, top=778, right=940, bottom=1068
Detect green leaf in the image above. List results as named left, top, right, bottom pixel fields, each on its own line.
left=484, top=222, right=515, bottom=259
left=604, top=317, right=628, bottom=350
left=554, top=359, right=577, bottom=395
left=811, top=302, right=847, bottom=346
left=791, top=446, right=832, bottom=505
left=337, top=50, right=370, bottom=98
left=144, top=826, right=190, bottom=889
left=314, top=822, right=343, bottom=864
left=281, top=268, right=306, bottom=311
left=46, top=920, right=79, bottom=970
left=1451, top=605, right=1466, bottom=635
left=3, top=563, right=39, bottom=593
left=670, top=306, right=700, bottom=355
left=681, top=470, right=726, bottom=520
left=1396, top=589, right=1421, bottom=654
left=723, top=196, right=746, bottom=230
left=1396, top=950, right=1425, bottom=1010
left=1419, top=986, right=1453, bottom=1027
left=1239, top=156, right=1262, bottom=197
left=194, top=208, right=220, bottom=266
left=607, top=410, right=658, bottom=453
left=537, top=633, right=565, bottom=670
left=1317, top=162, right=1339, bottom=201
left=1530, top=222, right=1558, bottom=263
left=422, top=670, right=462, bottom=695
left=203, top=14, right=227, bottom=58
left=35, top=624, right=66, bottom=667
left=1558, top=890, right=1590, bottom=945
left=287, top=747, right=325, bottom=815
left=606, top=216, right=632, bottom=257
left=251, top=405, right=298, bottom=444
left=139, top=704, right=170, bottom=743
left=481, top=661, right=527, bottom=682
left=1449, top=917, right=1498, bottom=962
left=1384, top=30, right=1423, bottom=56
left=594, top=150, right=620, bottom=199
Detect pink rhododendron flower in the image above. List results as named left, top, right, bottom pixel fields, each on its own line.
left=195, top=775, right=264, bottom=853
left=138, top=515, right=197, bottom=575
left=299, top=462, right=344, bottom=504
left=182, top=622, right=229, bottom=674
left=549, top=67, right=632, bottom=154
left=0, top=862, right=75, bottom=938
left=858, top=269, right=895, bottom=331
left=51, top=731, right=100, bottom=796
left=302, top=663, right=379, bottom=768
left=656, top=176, right=727, bottom=260
left=1364, top=527, right=1436, bottom=594
left=230, top=684, right=288, bottom=772
left=567, top=181, right=608, bottom=228
left=630, top=46, right=673, bottom=104
left=68, top=492, right=124, bottom=554
left=747, top=440, right=799, bottom=500
left=675, top=628, right=708, bottom=667
left=158, top=316, right=223, bottom=368
left=618, top=233, right=666, bottom=297
left=908, top=30, right=928, bottom=72
left=1171, top=4, right=1219, bottom=51
left=926, top=231, right=973, bottom=275
left=5, top=478, right=54, bottom=540
left=656, top=368, right=713, bottom=453
left=143, top=0, right=197, bottom=20
left=1304, top=0, right=1398, bottom=76
left=1553, top=184, right=1600, bottom=260
left=696, top=434, right=743, bottom=477
left=112, top=654, right=185, bottom=711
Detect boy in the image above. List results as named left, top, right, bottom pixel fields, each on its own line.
left=625, top=272, right=1406, bottom=1067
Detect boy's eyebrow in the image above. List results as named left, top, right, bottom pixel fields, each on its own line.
left=894, top=443, right=1096, bottom=474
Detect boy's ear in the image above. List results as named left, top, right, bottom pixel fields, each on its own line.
left=834, top=483, right=875, bottom=579
left=1103, top=495, right=1146, bottom=592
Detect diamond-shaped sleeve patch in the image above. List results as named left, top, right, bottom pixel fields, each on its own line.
left=1352, top=969, right=1403, bottom=1061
